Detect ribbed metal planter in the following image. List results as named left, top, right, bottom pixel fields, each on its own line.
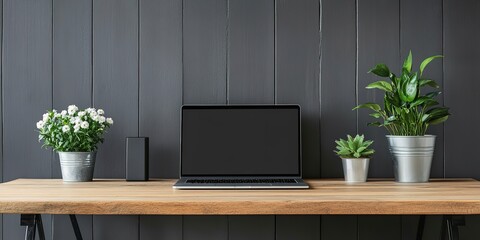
left=58, top=152, right=96, bottom=182
left=386, top=135, right=436, bottom=183
left=341, top=158, right=370, bottom=182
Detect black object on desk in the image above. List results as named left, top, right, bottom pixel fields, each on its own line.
left=126, top=137, right=149, bottom=181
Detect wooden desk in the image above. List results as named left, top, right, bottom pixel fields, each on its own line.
left=0, top=178, right=478, bottom=239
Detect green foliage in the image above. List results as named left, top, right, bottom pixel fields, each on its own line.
left=334, top=134, right=375, bottom=158
left=37, top=105, right=113, bottom=152
left=354, top=51, right=450, bottom=136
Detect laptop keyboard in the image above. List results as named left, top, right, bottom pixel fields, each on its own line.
left=186, top=179, right=297, bottom=184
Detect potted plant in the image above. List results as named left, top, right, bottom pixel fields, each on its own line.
left=354, top=51, right=449, bottom=183
left=36, top=105, right=113, bottom=182
left=334, top=134, right=375, bottom=182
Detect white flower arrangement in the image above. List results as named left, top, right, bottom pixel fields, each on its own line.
left=37, top=105, right=113, bottom=152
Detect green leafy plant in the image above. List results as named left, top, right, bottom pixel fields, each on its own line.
left=354, top=51, right=450, bottom=136
left=37, top=105, right=114, bottom=152
left=334, top=134, right=375, bottom=158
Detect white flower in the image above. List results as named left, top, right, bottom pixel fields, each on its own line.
left=62, top=125, right=70, bottom=133
left=98, top=116, right=106, bottom=123
left=92, top=115, right=99, bottom=121
left=89, top=111, right=98, bottom=118
left=36, top=120, right=45, bottom=129
left=74, top=118, right=82, bottom=125
left=80, top=121, right=89, bottom=129
left=42, top=113, right=50, bottom=122
left=86, top=108, right=95, bottom=113
left=97, top=109, right=104, bottom=115
left=61, top=110, right=67, bottom=116
left=106, top=118, right=113, bottom=125
left=77, top=111, right=86, bottom=117
left=55, top=113, right=61, bottom=118
left=73, top=124, right=80, bottom=132
left=68, top=105, right=78, bottom=115
left=52, top=109, right=57, bottom=113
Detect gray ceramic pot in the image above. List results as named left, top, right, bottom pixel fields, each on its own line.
left=58, top=152, right=96, bottom=182
left=386, top=135, right=435, bottom=183
left=341, top=158, right=370, bottom=182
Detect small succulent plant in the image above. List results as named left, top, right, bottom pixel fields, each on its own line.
left=334, top=134, right=375, bottom=158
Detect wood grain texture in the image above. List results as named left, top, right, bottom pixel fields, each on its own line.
left=139, top=216, right=182, bottom=240
left=139, top=0, right=182, bottom=179
left=276, top=0, right=320, bottom=179
left=183, top=0, right=227, bottom=104
left=52, top=1, right=93, bottom=238
left=400, top=0, right=444, bottom=178
left=444, top=0, right=480, bottom=178
left=183, top=216, right=228, bottom=240
left=92, top=0, right=139, bottom=239
left=2, top=0, right=53, bottom=239
left=228, top=0, right=274, bottom=104
left=229, top=216, right=274, bottom=240
left=276, top=216, right=320, bottom=240
left=2, top=179, right=480, bottom=215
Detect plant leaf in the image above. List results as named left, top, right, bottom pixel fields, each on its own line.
left=419, top=79, right=440, bottom=88
left=404, top=72, right=418, bottom=102
left=366, top=81, right=393, bottom=92
left=403, top=50, right=413, bottom=72
left=353, top=103, right=381, bottom=112
left=420, top=55, right=443, bottom=76
left=367, top=122, right=382, bottom=127
left=368, top=64, right=390, bottom=77
left=429, top=115, right=449, bottom=125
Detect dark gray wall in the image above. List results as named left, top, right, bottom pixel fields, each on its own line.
left=1, top=0, right=480, bottom=239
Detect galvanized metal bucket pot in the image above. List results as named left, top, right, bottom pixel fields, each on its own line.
left=386, top=135, right=435, bottom=183
left=341, top=158, right=370, bottom=182
left=58, top=152, right=96, bottom=182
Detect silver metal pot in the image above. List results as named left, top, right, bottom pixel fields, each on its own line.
left=341, top=158, right=370, bottom=182
left=386, top=135, right=435, bottom=183
left=58, top=152, right=96, bottom=182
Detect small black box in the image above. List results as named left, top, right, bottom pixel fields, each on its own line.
left=126, top=137, right=149, bottom=181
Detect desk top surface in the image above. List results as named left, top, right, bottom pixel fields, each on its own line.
left=0, top=178, right=479, bottom=215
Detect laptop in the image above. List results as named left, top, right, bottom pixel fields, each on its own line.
left=173, top=105, right=309, bottom=189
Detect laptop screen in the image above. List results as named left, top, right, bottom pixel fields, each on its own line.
left=181, top=105, right=300, bottom=176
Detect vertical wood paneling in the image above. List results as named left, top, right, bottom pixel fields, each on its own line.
left=227, top=1, right=275, bottom=238
left=52, top=0, right=93, bottom=238
left=93, top=0, right=138, bottom=238
left=139, top=0, right=182, bottom=179
left=229, top=216, right=274, bottom=240
left=320, top=0, right=357, bottom=237
left=93, top=216, right=138, bottom=240
left=183, top=0, right=228, bottom=238
left=275, top=1, right=320, bottom=238
left=358, top=216, right=401, bottom=240
left=444, top=1, right=480, bottom=237
left=228, top=0, right=274, bottom=104
left=276, top=0, right=320, bottom=178
left=138, top=0, right=182, bottom=238
left=140, top=216, right=182, bottom=240
left=357, top=0, right=401, bottom=238
left=276, top=216, right=320, bottom=240
left=444, top=0, right=480, bottom=178
left=183, top=0, right=227, bottom=104
left=183, top=216, right=228, bottom=240
left=2, top=0, right=53, bottom=239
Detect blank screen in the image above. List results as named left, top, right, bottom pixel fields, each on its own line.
left=181, top=106, right=300, bottom=176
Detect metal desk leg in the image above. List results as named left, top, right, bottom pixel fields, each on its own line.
left=20, top=214, right=45, bottom=240
left=416, top=215, right=426, bottom=240
left=441, top=215, right=465, bottom=240
left=69, top=215, right=84, bottom=240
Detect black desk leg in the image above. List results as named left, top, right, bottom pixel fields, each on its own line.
left=69, top=215, right=83, bottom=240
left=416, top=215, right=426, bottom=240
left=20, top=214, right=45, bottom=240
left=441, top=215, right=465, bottom=240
